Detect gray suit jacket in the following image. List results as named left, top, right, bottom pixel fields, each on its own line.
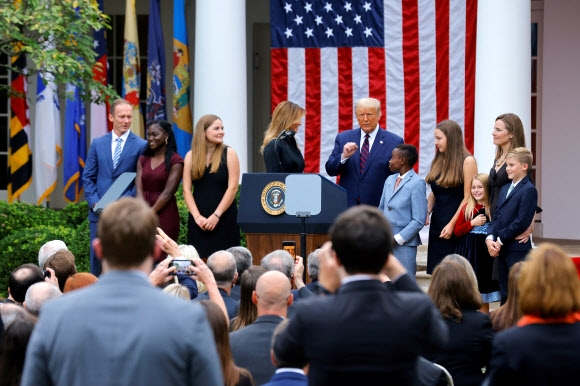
left=230, top=314, right=284, bottom=385
left=21, top=270, right=223, bottom=386
left=378, top=170, right=427, bottom=246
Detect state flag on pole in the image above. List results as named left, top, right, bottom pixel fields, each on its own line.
left=89, top=0, right=111, bottom=143
left=34, top=73, right=62, bottom=205
left=8, top=53, right=32, bottom=202
left=123, top=0, right=144, bottom=137
left=173, top=0, right=193, bottom=157
left=64, top=84, right=87, bottom=203
left=146, top=0, right=167, bottom=124
left=270, top=0, right=477, bottom=178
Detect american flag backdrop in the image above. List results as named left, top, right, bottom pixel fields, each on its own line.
left=270, top=0, right=477, bottom=178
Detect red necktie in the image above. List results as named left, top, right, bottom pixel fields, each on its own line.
left=360, top=134, right=370, bottom=173
left=394, top=176, right=402, bottom=191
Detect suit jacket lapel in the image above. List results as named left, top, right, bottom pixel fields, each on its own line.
left=389, top=170, right=414, bottom=202
left=496, top=176, right=529, bottom=212
left=104, top=132, right=114, bottom=171
left=350, top=129, right=362, bottom=175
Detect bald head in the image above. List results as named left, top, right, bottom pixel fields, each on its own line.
left=254, top=271, right=292, bottom=316
left=207, top=250, right=237, bottom=288
left=24, top=282, right=62, bottom=316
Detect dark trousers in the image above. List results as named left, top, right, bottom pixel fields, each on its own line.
left=497, top=249, right=529, bottom=305
left=89, top=220, right=102, bottom=277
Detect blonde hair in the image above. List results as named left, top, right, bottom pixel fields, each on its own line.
left=190, top=114, right=225, bottom=180
left=162, top=283, right=190, bottom=300
left=519, top=243, right=580, bottom=318
left=354, top=98, right=381, bottom=116
left=425, top=120, right=471, bottom=188
left=442, top=254, right=479, bottom=294
left=505, top=147, right=533, bottom=170
left=463, top=173, right=490, bottom=221
left=494, top=113, right=526, bottom=161
left=261, top=101, right=305, bottom=153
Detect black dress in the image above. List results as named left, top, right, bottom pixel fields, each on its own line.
left=187, top=147, right=240, bottom=258
left=488, top=162, right=509, bottom=217
left=427, top=180, right=464, bottom=274
left=263, top=135, right=305, bottom=173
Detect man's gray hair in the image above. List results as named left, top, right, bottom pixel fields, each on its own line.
left=227, top=246, right=253, bottom=279
left=38, top=240, right=68, bottom=268
left=307, top=249, right=321, bottom=281
left=0, top=303, right=28, bottom=327
left=261, top=250, right=294, bottom=279
left=24, top=282, right=62, bottom=316
left=207, top=251, right=237, bottom=288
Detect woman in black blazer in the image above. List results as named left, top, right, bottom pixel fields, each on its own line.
left=261, top=101, right=305, bottom=173
left=427, top=260, right=494, bottom=386
left=487, top=243, right=580, bottom=386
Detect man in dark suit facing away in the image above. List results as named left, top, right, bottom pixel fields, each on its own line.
left=325, top=98, right=404, bottom=207
left=274, top=205, right=448, bottom=385
left=230, top=270, right=293, bottom=385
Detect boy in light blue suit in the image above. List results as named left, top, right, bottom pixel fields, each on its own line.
left=379, top=144, right=427, bottom=275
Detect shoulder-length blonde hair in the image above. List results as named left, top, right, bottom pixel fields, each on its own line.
left=495, top=113, right=526, bottom=161
left=463, top=173, right=490, bottom=221
left=425, top=120, right=471, bottom=188
left=519, top=243, right=580, bottom=318
left=260, top=101, right=305, bottom=153
left=190, top=114, right=225, bottom=180
left=428, top=261, right=482, bottom=322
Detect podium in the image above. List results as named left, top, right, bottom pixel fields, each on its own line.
left=238, top=173, right=347, bottom=265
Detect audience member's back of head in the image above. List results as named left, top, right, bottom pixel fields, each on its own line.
left=442, top=254, right=479, bottom=294
left=255, top=271, right=292, bottom=314
left=63, top=273, right=98, bottom=293
left=307, top=249, right=321, bottom=281
left=38, top=240, right=68, bottom=269
left=270, top=318, right=307, bottom=369
left=329, top=205, right=393, bottom=274
left=0, top=312, right=38, bottom=386
left=227, top=246, right=253, bottom=280
left=230, top=266, right=266, bottom=332
left=490, top=262, right=524, bottom=332
left=97, top=197, right=159, bottom=268
left=207, top=251, right=237, bottom=288
left=43, top=250, right=77, bottom=292
left=176, top=244, right=200, bottom=260
left=261, top=250, right=294, bottom=279
left=0, top=304, right=29, bottom=328
left=8, top=264, right=44, bottom=304
left=162, top=283, right=190, bottom=300
left=200, top=300, right=252, bottom=386
left=24, top=282, right=62, bottom=316
left=518, top=243, right=580, bottom=319
left=428, top=261, right=482, bottom=322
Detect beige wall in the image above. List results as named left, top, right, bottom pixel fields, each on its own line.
left=541, top=0, right=580, bottom=239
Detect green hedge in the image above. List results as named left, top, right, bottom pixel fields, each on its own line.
left=0, top=184, right=245, bottom=298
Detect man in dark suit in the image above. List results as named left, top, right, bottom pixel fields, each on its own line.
left=194, top=250, right=239, bottom=319
left=227, top=246, right=253, bottom=301
left=230, top=270, right=293, bottom=385
left=325, top=98, right=404, bottom=207
left=82, top=99, right=147, bottom=276
left=264, top=319, right=308, bottom=386
left=274, top=205, right=448, bottom=385
left=21, top=198, right=223, bottom=386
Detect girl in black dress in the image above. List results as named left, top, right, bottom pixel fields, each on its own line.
left=182, top=115, right=241, bottom=258
left=425, top=120, right=478, bottom=274
left=261, top=101, right=306, bottom=173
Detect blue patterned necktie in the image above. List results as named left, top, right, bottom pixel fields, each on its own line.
left=113, top=137, right=123, bottom=169
left=506, top=183, right=515, bottom=198
left=360, top=134, right=370, bottom=173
